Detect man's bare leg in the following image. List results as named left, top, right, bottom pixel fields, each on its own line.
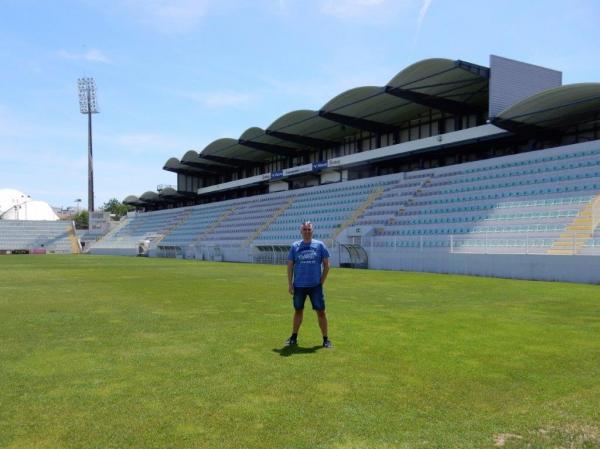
left=316, top=310, right=328, bottom=337
left=293, top=309, right=303, bottom=334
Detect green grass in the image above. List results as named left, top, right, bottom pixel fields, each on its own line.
left=1, top=255, right=599, bottom=449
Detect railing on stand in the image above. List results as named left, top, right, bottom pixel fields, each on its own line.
left=450, top=231, right=595, bottom=255
left=593, top=196, right=600, bottom=231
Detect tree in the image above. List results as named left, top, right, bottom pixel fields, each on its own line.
left=73, top=210, right=89, bottom=229
left=102, top=198, right=134, bottom=217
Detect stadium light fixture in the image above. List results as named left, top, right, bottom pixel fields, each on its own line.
left=78, top=77, right=99, bottom=212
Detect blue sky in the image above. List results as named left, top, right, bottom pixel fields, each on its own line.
left=1, top=0, right=599, bottom=209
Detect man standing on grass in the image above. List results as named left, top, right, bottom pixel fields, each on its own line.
left=286, top=221, right=332, bottom=348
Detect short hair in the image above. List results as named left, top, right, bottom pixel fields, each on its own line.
left=300, top=221, right=314, bottom=230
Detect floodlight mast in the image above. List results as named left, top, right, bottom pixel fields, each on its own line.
left=78, top=77, right=99, bottom=212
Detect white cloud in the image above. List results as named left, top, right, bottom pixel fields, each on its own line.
left=413, top=0, right=433, bottom=45
left=84, top=49, right=112, bottom=64
left=417, top=0, right=432, bottom=28
left=57, top=48, right=112, bottom=64
left=171, top=89, right=259, bottom=109
left=117, top=0, right=213, bottom=34
left=200, top=91, right=258, bottom=108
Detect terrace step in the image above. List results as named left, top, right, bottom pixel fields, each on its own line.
left=547, top=249, right=577, bottom=255
left=153, top=209, right=193, bottom=246
left=547, top=192, right=600, bottom=255
left=67, top=222, right=81, bottom=254
left=245, top=197, right=295, bottom=246
left=193, top=206, right=238, bottom=244
left=330, top=187, right=385, bottom=242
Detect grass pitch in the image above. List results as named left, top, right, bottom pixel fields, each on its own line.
left=1, top=255, right=599, bottom=449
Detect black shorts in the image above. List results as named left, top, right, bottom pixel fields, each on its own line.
left=293, top=285, right=325, bottom=311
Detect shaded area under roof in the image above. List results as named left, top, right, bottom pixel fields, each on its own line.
left=266, top=110, right=355, bottom=147
left=320, top=85, right=424, bottom=130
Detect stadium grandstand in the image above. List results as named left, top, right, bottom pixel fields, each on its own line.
left=89, top=55, right=600, bottom=283
left=0, top=188, right=80, bottom=254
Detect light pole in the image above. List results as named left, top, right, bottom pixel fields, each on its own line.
left=75, top=198, right=82, bottom=213
left=78, top=77, right=99, bottom=212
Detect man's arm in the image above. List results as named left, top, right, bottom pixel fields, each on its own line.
left=320, top=258, right=330, bottom=285
left=287, top=260, right=294, bottom=294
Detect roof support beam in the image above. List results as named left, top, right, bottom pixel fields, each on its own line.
left=199, top=155, right=262, bottom=168
left=180, top=160, right=232, bottom=175
left=318, top=111, right=397, bottom=134
left=238, top=139, right=298, bottom=157
left=173, top=190, right=198, bottom=198
left=455, top=60, right=490, bottom=78
left=123, top=199, right=148, bottom=207
left=385, top=86, right=483, bottom=116
left=265, top=130, right=338, bottom=149
left=160, top=192, right=192, bottom=200
left=163, top=166, right=213, bottom=176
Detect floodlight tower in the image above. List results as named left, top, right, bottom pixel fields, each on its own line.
left=78, top=77, right=99, bottom=212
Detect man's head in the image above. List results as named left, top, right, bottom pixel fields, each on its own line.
left=300, top=221, right=314, bottom=242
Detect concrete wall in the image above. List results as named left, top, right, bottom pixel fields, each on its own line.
left=367, top=248, right=600, bottom=284
left=95, top=241, right=600, bottom=284
left=90, top=247, right=138, bottom=257
left=269, top=181, right=289, bottom=193
left=203, top=245, right=600, bottom=285
left=321, top=170, right=341, bottom=184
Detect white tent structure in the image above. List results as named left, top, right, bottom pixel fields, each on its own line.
left=0, top=188, right=59, bottom=221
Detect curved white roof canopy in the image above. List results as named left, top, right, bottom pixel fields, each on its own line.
left=181, top=150, right=233, bottom=174
left=495, top=83, right=600, bottom=128
left=320, top=86, right=420, bottom=131
left=158, top=187, right=183, bottom=198
left=239, top=127, right=307, bottom=158
left=166, top=57, right=490, bottom=178
left=139, top=191, right=160, bottom=203
left=265, top=110, right=353, bottom=148
left=123, top=195, right=141, bottom=205
left=163, top=157, right=215, bottom=176
left=201, top=137, right=272, bottom=163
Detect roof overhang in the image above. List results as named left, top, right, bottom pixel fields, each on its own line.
left=163, top=157, right=215, bottom=176
left=181, top=150, right=234, bottom=174
left=200, top=137, right=275, bottom=165
left=385, top=58, right=489, bottom=116
left=123, top=195, right=146, bottom=206
left=493, top=83, right=600, bottom=131
left=266, top=110, right=355, bottom=148
left=139, top=191, right=161, bottom=203
left=163, top=57, right=493, bottom=184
